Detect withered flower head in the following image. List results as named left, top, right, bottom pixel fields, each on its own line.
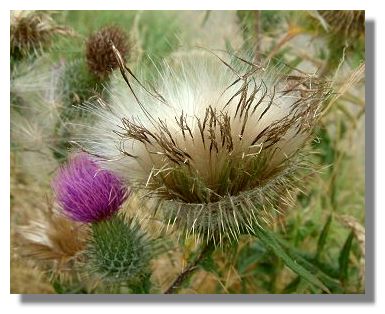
left=85, top=25, right=129, bottom=79
left=10, top=10, right=71, bottom=60
left=15, top=204, right=87, bottom=274
left=317, top=10, right=365, bottom=40
left=80, top=48, right=329, bottom=244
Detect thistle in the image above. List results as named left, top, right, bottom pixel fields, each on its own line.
left=10, top=10, right=71, bottom=61
left=52, top=152, right=129, bottom=223
left=85, top=25, right=130, bottom=79
left=15, top=203, right=87, bottom=275
left=84, top=215, right=156, bottom=289
left=80, top=48, right=329, bottom=244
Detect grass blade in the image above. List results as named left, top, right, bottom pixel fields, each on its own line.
left=254, top=226, right=330, bottom=293
left=339, top=230, right=354, bottom=285
left=316, top=214, right=333, bottom=260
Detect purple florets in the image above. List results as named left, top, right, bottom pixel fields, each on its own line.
left=52, top=153, right=128, bottom=223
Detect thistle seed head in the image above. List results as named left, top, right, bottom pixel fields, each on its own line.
left=52, top=152, right=129, bottom=223
left=80, top=49, right=330, bottom=244
left=10, top=10, right=70, bottom=60
left=85, top=25, right=129, bottom=79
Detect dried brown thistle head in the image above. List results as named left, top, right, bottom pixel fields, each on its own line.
left=85, top=25, right=130, bottom=79
left=10, top=10, right=71, bottom=60
left=15, top=201, right=88, bottom=276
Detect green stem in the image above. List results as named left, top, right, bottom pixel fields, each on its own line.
left=164, top=241, right=214, bottom=294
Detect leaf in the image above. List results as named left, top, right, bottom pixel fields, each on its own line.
left=236, top=241, right=267, bottom=274
left=51, top=280, right=65, bottom=294
left=339, top=231, right=355, bottom=284
left=316, top=214, right=333, bottom=260
left=282, top=276, right=302, bottom=294
left=199, top=253, right=218, bottom=274
left=287, top=251, right=341, bottom=292
left=51, top=279, right=88, bottom=294
left=253, top=227, right=330, bottom=293
left=274, top=235, right=342, bottom=291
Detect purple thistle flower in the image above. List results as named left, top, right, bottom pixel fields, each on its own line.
left=52, top=153, right=128, bottom=223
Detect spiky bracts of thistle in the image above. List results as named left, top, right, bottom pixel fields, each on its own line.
left=84, top=215, right=155, bottom=287
left=85, top=25, right=130, bottom=79
left=10, top=11, right=70, bottom=61
left=52, top=153, right=129, bottom=223
left=80, top=48, right=329, bottom=244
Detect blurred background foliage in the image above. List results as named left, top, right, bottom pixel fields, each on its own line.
left=10, top=10, right=365, bottom=294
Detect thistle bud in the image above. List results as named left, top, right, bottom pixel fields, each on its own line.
left=85, top=215, right=155, bottom=287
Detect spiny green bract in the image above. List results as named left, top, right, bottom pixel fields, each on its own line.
left=86, top=215, right=155, bottom=286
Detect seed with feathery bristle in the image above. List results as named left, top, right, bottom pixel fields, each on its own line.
left=85, top=25, right=130, bottom=79
left=79, top=48, right=330, bottom=245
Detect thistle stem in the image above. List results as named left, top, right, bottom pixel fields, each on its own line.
left=164, top=241, right=214, bottom=294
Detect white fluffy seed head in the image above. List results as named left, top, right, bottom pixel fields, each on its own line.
left=11, top=58, right=67, bottom=184
left=79, top=49, right=329, bottom=244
